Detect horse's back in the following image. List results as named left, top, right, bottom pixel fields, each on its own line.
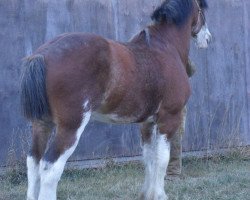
left=36, top=33, right=111, bottom=70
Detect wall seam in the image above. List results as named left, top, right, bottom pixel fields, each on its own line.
left=111, top=0, right=119, bottom=40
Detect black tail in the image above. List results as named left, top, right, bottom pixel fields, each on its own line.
left=20, top=54, right=50, bottom=120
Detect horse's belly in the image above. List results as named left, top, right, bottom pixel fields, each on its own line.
left=91, top=112, right=137, bottom=124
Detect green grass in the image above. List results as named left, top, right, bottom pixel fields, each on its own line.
left=0, top=155, right=250, bottom=200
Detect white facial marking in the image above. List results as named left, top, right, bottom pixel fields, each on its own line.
left=38, top=101, right=91, bottom=200
left=141, top=126, right=170, bottom=200
left=27, top=156, right=40, bottom=200
left=195, top=25, right=212, bottom=49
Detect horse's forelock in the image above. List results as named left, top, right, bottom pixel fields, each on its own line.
left=151, top=0, right=194, bottom=25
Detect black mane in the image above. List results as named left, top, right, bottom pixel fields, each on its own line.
left=151, top=0, right=208, bottom=25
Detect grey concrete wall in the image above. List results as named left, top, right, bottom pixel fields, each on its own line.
left=0, top=0, right=249, bottom=166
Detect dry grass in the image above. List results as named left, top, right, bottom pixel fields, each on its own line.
left=0, top=152, right=249, bottom=200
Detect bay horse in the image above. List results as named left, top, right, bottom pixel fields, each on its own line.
left=21, top=0, right=211, bottom=199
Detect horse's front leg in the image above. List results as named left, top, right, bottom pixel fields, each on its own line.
left=140, top=121, right=170, bottom=200
left=38, top=111, right=91, bottom=200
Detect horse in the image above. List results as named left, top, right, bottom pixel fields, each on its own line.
left=20, top=0, right=211, bottom=199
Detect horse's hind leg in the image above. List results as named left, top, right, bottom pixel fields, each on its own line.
left=140, top=122, right=170, bottom=200
left=38, top=110, right=91, bottom=200
left=27, top=120, right=54, bottom=200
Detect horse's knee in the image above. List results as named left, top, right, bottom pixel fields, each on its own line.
left=157, top=111, right=183, bottom=139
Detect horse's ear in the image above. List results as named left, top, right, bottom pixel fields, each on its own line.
left=151, top=7, right=164, bottom=23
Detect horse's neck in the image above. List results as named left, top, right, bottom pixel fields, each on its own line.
left=148, top=23, right=192, bottom=65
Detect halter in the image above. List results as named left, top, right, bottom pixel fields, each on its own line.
left=192, top=0, right=207, bottom=34
left=195, top=0, right=206, bottom=21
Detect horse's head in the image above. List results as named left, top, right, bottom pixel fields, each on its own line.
left=151, top=0, right=212, bottom=49
left=191, top=0, right=212, bottom=48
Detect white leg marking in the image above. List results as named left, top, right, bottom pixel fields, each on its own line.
left=27, top=156, right=40, bottom=200
left=195, top=24, right=212, bottom=49
left=142, top=126, right=170, bottom=200
left=38, top=107, right=91, bottom=200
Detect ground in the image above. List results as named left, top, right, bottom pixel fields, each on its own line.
left=0, top=153, right=249, bottom=200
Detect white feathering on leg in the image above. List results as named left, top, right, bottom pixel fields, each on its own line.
left=142, top=126, right=170, bottom=200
